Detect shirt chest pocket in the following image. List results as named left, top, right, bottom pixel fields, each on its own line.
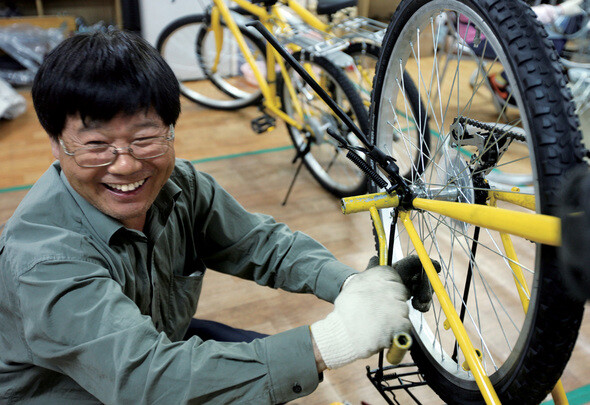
left=152, top=231, right=206, bottom=339
left=164, top=268, right=206, bottom=341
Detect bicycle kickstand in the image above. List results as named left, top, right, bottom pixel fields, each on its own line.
left=281, top=138, right=311, bottom=206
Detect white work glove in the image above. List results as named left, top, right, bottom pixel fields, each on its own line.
left=380, top=255, right=441, bottom=313
left=559, top=0, right=583, bottom=16
left=533, top=0, right=583, bottom=24
left=351, top=255, right=441, bottom=312
left=310, top=265, right=410, bottom=369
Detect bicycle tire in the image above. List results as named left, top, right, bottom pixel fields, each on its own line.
left=279, top=51, right=370, bottom=198
left=370, top=0, right=585, bottom=403
left=346, top=42, right=431, bottom=180
left=195, top=18, right=267, bottom=109
left=156, top=14, right=265, bottom=110
left=343, top=42, right=380, bottom=105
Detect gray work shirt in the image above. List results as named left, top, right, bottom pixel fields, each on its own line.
left=0, top=159, right=356, bottom=404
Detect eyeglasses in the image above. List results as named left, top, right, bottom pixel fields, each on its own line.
left=60, top=125, right=175, bottom=168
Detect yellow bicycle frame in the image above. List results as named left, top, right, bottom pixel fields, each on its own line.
left=342, top=191, right=566, bottom=405
left=207, top=0, right=337, bottom=131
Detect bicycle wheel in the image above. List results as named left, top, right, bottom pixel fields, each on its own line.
left=279, top=51, right=370, bottom=198
left=343, top=42, right=380, bottom=105
left=371, top=0, right=585, bottom=403
left=156, top=14, right=265, bottom=110
left=345, top=42, right=431, bottom=179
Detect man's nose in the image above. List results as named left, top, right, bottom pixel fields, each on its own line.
left=107, top=148, right=142, bottom=174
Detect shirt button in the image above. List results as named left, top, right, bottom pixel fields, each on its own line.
left=292, top=383, right=302, bottom=393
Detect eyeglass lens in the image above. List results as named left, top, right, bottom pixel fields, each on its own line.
left=74, top=137, right=171, bottom=167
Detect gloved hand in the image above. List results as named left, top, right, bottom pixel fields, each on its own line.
left=393, top=255, right=440, bottom=312
left=533, top=0, right=583, bottom=24
left=310, top=265, right=410, bottom=369
left=362, top=255, right=441, bottom=312
left=559, top=0, right=583, bottom=16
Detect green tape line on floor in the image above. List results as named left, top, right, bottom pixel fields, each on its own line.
left=0, top=146, right=295, bottom=194
left=541, top=384, right=590, bottom=405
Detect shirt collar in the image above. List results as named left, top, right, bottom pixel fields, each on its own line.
left=56, top=162, right=183, bottom=245
left=152, top=176, right=183, bottom=217
left=59, top=166, right=125, bottom=244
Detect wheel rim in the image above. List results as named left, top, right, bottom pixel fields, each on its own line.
left=159, top=21, right=263, bottom=108
left=198, top=27, right=264, bottom=102
left=374, top=0, right=542, bottom=387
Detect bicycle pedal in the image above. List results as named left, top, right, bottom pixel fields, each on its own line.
left=251, top=114, right=276, bottom=134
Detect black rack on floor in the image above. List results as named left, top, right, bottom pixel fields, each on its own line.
left=366, top=352, right=429, bottom=405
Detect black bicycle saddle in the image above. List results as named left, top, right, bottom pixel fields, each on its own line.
left=316, top=0, right=357, bottom=15
left=249, top=0, right=279, bottom=7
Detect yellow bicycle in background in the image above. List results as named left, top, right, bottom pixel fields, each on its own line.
left=157, top=0, right=387, bottom=111
left=156, top=0, right=431, bottom=196
left=157, top=0, right=371, bottom=197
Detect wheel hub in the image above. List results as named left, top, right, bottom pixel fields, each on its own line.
left=304, top=113, right=339, bottom=146
left=435, top=148, right=475, bottom=233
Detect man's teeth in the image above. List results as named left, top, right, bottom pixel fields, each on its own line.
left=107, top=179, right=146, bottom=192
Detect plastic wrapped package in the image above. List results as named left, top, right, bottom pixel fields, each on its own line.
left=0, top=76, right=26, bottom=120
left=0, top=23, right=65, bottom=85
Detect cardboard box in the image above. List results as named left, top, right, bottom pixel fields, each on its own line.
left=0, top=15, right=76, bottom=33
left=358, top=0, right=401, bottom=21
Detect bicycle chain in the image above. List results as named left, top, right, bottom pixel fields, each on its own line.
left=457, top=116, right=526, bottom=142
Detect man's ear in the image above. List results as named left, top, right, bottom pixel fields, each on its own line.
left=50, top=138, right=61, bottom=160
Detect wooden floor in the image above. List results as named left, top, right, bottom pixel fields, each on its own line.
left=1, top=91, right=589, bottom=404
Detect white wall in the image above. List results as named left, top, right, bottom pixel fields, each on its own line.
left=139, top=0, right=207, bottom=46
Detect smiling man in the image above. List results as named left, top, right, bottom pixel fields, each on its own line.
left=53, top=112, right=175, bottom=231
left=0, top=29, right=426, bottom=404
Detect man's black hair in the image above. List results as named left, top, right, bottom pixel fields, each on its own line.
left=32, top=28, right=181, bottom=140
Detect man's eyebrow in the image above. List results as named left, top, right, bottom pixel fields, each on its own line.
left=78, top=122, right=102, bottom=132
left=132, top=121, right=161, bottom=129
left=78, top=120, right=161, bottom=133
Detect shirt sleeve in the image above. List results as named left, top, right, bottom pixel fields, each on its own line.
left=17, top=259, right=320, bottom=404
left=190, top=168, right=358, bottom=303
